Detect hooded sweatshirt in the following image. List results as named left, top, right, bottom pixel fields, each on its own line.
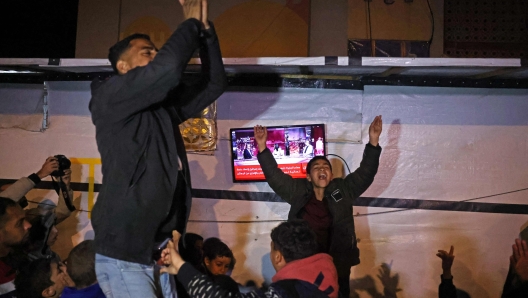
left=272, top=253, right=338, bottom=298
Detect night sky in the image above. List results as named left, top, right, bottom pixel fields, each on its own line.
left=0, top=0, right=79, bottom=58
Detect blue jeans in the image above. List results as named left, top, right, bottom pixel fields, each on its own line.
left=95, top=254, right=176, bottom=298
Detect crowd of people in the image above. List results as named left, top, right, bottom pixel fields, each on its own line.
left=0, top=0, right=526, bottom=297
left=0, top=154, right=527, bottom=298
left=0, top=165, right=526, bottom=298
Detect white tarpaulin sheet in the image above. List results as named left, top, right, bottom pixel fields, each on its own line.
left=0, top=84, right=46, bottom=132
left=217, top=87, right=363, bottom=143
left=0, top=81, right=527, bottom=297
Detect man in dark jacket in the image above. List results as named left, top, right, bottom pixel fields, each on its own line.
left=253, top=116, right=383, bottom=298
left=88, top=0, right=227, bottom=295
left=161, top=221, right=339, bottom=298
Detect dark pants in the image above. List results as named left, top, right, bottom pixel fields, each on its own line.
left=338, top=276, right=350, bottom=298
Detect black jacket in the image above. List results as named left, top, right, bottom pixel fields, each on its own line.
left=502, top=266, right=528, bottom=298
left=89, top=19, right=227, bottom=265
left=257, top=144, right=381, bottom=276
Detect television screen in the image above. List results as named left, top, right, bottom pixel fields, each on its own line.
left=230, top=124, right=326, bottom=182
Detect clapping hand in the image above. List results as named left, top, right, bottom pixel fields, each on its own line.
left=179, top=0, right=209, bottom=30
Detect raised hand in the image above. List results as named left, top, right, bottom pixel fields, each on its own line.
left=179, top=0, right=202, bottom=22
left=512, top=239, right=528, bottom=281
left=36, top=156, right=59, bottom=179
left=160, top=230, right=186, bottom=275
left=254, top=125, right=268, bottom=153
left=369, top=115, right=383, bottom=146
left=436, top=246, right=455, bottom=279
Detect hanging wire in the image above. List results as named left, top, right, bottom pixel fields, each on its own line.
left=426, top=0, right=435, bottom=51
left=367, top=0, right=373, bottom=45
left=26, top=200, right=91, bottom=213
left=326, top=153, right=352, bottom=174
left=355, top=187, right=528, bottom=217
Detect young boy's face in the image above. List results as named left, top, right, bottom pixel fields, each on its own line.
left=204, top=256, right=232, bottom=276
left=48, top=261, right=75, bottom=295
left=306, top=160, right=333, bottom=189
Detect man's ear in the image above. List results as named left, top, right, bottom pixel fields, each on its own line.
left=273, top=250, right=286, bottom=268
left=116, top=60, right=129, bottom=74
left=204, top=257, right=211, bottom=266
left=41, top=286, right=56, bottom=298
left=271, top=249, right=280, bottom=264
left=306, top=174, right=311, bottom=182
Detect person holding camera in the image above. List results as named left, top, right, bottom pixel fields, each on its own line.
left=0, top=156, right=75, bottom=297
left=0, top=156, right=74, bottom=222
left=0, top=156, right=58, bottom=203
left=88, top=0, right=227, bottom=296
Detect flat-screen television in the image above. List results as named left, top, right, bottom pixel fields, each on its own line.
left=230, top=124, right=326, bottom=182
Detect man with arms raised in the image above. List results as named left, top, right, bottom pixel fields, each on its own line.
left=88, top=0, right=227, bottom=295
left=253, top=116, right=383, bottom=297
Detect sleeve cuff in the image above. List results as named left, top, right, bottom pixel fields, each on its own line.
left=200, top=22, right=217, bottom=41
left=28, top=173, right=41, bottom=185
left=257, top=147, right=271, bottom=157
left=366, top=142, right=381, bottom=150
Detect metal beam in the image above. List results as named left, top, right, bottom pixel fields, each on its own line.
left=469, top=67, right=526, bottom=80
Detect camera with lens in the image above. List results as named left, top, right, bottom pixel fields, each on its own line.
left=50, top=155, right=71, bottom=177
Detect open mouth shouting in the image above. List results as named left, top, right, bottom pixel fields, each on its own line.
left=308, top=159, right=333, bottom=188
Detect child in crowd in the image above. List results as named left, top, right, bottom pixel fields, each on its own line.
left=202, top=237, right=235, bottom=276
left=61, top=240, right=105, bottom=298
left=201, top=237, right=240, bottom=294
left=14, top=257, right=75, bottom=298
left=175, top=233, right=204, bottom=298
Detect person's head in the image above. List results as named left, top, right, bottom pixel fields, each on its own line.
left=202, top=237, right=234, bottom=276
left=179, top=233, right=204, bottom=268
left=25, top=209, right=58, bottom=252
left=269, top=220, right=318, bottom=272
left=274, top=143, right=279, bottom=150
left=66, top=240, right=97, bottom=289
left=108, top=33, right=157, bottom=75
left=306, top=156, right=333, bottom=189
left=304, top=139, right=310, bottom=145
left=0, top=197, right=31, bottom=253
left=15, top=257, right=74, bottom=298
